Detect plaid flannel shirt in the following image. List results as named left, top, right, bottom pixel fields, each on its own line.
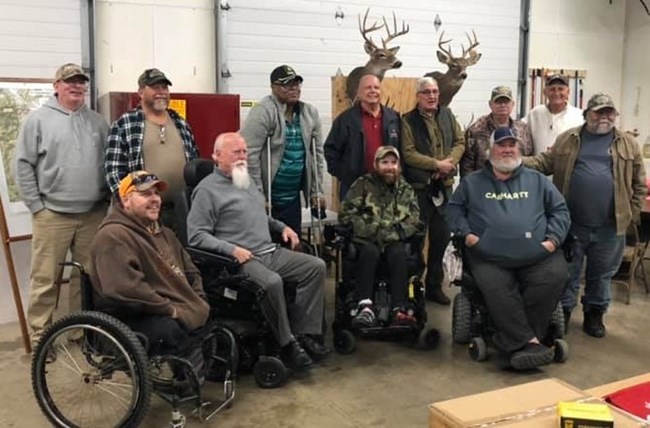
left=105, top=107, right=198, bottom=193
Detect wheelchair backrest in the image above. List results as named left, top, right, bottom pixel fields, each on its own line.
left=175, top=158, right=215, bottom=247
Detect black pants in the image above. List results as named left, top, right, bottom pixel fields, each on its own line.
left=355, top=242, right=409, bottom=307
left=122, top=315, right=192, bottom=355
left=271, top=195, right=302, bottom=236
left=467, top=250, right=568, bottom=353
left=416, top=189, right=450, bottom=293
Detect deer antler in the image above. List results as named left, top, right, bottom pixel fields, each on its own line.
left=381, top=11, right=410, bottom=48
left=461, top=30, right=480, bottom=58
left=358, top=8, right=384, bottom=51
left=437, top=31, right=454, bottom=60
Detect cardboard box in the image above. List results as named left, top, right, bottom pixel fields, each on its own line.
left=428, top=378, right=645, bottom=427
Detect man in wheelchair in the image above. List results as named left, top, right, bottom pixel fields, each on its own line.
left=187, top=132, right=329, bottom=372
left=447, top=127, right=571, bottom=370
left=89, top=171, right=211, bottom=374
left=339, top=146, right=423, bottom=329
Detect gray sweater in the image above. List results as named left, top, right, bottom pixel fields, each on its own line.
left=240, top=95, right=324, bottom=201
left=14, top=96, right=109, bottom=213
left=187, top=168, right=287, bottom=256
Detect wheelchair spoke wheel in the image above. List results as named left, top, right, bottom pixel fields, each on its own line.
left=32, top=311, right=152, bottom=428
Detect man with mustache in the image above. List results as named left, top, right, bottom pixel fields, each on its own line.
left=447, top=127, right=570, bottom=370
left=14, top=63, right=109, bottom=349
left=187, top=132, right=329, bottom=372
left=241, top=65, right=325, bottom=235
left=524, top=93, right=647, bottom=338
left=89, top=170, right=209, bottom=359
left=105, top=68, right=198, bottom=235
left=339, top=146, right=422, bottom=328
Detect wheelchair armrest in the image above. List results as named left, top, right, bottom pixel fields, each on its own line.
left=186, top=247, right=239, bottom=269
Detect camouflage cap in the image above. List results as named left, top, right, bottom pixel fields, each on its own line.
left=55, top=63, right=89, bottom=82
left=490, top=86, right=513, bottom=102
left=138, top=68, right=172, bottom=88
left=545, top=73, right=569, bottom=86
left=374, top=146, right=400, bottom=162
left=585, top=92, right=617, bottom=112
left=270, top=65, right=303, bottom=85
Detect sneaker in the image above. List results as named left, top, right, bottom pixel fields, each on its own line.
left=391, top=308, right=417, bottom=326
left=298, top=335, right=331, bottom=361
left=583, top=308, right=606, bottom=338
left=509, top=343, right=553, bottom=370
left=351, top=306, right=378, bottom=329
left=281, top=340, right=313, bottom=371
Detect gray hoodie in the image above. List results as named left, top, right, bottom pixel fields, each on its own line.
left=14, top=95, right=109, bottom=214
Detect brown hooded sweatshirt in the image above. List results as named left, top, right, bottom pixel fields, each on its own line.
left=90, top=202, right=209, bottom=330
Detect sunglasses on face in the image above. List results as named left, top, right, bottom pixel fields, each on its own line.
left=131, top=173, right=160, bottom=187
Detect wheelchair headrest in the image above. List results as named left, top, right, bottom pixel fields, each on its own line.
left=184, top=158, right=214, bottom=187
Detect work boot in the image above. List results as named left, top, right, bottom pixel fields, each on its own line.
left=583, top=308, right=606, bottom=338
left=563, top=307, right=571, bottom=334
left=426, top=287, right=451, bottom=305
left=509, top=343, right=554, bottom=370
left=281, top=340, right=313, bottom=371
left=298, top=335, right=331, bottom=361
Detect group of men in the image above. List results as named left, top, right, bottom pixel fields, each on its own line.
left=13, top=60, right=646, bottom=374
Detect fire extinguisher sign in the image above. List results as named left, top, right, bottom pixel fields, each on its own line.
left=169, top=99, right=187, bottom=119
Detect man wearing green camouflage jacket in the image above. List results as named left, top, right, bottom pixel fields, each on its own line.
left=339, top=146, right=423, bottom=328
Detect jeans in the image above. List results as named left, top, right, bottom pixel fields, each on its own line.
left=563, top=223, right=625, bottom=312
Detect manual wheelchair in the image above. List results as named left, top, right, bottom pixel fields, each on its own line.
left=329, top=226, right=440, bottom=354
left=31, top=262, right=237, bottom=428
left=449, top=235, right=569, bottom=365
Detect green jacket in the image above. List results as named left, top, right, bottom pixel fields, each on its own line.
left=523, top=126, right=647, bottom=235
left=339, top=173, right=422, bottom=250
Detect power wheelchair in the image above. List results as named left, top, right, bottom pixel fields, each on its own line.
left=31, top=262, right=237, bottom=428
left=449, top=234, right=570, bottom=365
left=329, top=225, right=440, bottom=354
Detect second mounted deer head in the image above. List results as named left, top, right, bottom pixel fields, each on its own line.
left=345, top=8, right=410, bottom=102
left=424, top=30, right=481, bottom=107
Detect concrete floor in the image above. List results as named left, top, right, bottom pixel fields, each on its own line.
left=1, top=275, right=649, bottom=428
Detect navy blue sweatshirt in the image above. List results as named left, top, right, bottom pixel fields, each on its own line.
left=447, top=163, right=570, bottom=268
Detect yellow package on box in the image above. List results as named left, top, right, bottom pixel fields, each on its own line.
left=558, top=402, right=613, bottom=428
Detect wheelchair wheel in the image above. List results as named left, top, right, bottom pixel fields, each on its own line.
left=333, top=329, right=356, bottom=354
left=452, top=292, right=473, bottom=344
left=553, top=339, right=569, bottom=363
left=413, top=328, right=440, bottom=350
left=253, top=356, right=287, bottom=389
left=550, top=303, right=565, bottom=338
left=32, top=311, right=152, bottom=428
left=468, top=337, right=487, bottom=362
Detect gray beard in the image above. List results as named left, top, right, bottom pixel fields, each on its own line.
left=232, top=165, right=250, bottom=189
left=491, top=157, right=522, bottom=173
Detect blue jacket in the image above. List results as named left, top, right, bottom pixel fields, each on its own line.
left=447, top=163, right=570, bottom=268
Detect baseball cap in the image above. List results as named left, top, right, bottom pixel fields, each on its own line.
left=374, top=146, right=400, bottom=162
left=490, top=86, right=513, bottom=102
left=492, top=127, right=521, bottom=145
left=118, top=171, right=168, bottom=199
left=546, top=73, right=569, bottom=86
left=585, top=92, right=617, bottom=112
left=55, top=63, right=89, bottom=82
left=270, top=65, right=304, bottom=85
left=138, top=68, right=172, bottom=88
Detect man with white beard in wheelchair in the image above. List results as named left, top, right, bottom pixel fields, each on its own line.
left=447, top=127, right=571, bottom=370
left=89, top=170, right=210, bottom=370
left=187, top=132, right=329, bottom=372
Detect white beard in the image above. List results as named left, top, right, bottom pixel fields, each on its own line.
left=491, top=157, right=522, bottom=173
left=231, top=162, right=250, bottom=189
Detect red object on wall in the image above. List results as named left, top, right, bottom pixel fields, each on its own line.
left=106, top=92, right=240, bottom=158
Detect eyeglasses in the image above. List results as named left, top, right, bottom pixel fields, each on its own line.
left=418, top=90, right=439, bottom=96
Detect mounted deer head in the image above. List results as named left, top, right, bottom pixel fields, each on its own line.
left=345, top=9, right=410, bottom=102
left=424, top=30, right=481, bottom=107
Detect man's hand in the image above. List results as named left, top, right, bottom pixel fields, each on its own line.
left=436, top=157, right=456, bottom=176
left=541, top=240, right=557, bottom=253
left=282, top=227, right=300, bottom=250
left=233, top=246, right=253, bottom=264
left=465, top=233, right=480, bottom=248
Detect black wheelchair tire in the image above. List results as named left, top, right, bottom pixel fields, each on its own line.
left=333, top=329, right=356, bottom=354
left=452, top=292, right=473, bottom=344
left=468, top=337, right=488, bottom=362
left=553, top=339, right=569, bottom=363
left=253, top=356, right=287, bottom=389
left=31, top=311, right=152, bottom=428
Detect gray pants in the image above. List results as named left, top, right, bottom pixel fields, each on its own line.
left=240, top=248, right=326, bottom=346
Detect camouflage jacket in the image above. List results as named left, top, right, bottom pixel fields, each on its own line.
left=339, top=173, right=422, bottom=250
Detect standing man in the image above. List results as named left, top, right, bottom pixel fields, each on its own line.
left=105, top=68, right=199, bottom=234
left=400, top=77, right=465, bottom=305
left=187, top=133, right=329, bottom=371
left=324, top=73, right=400, bottom=200
left=241, top=65, right=325, bottom=234
left=461, top=86, right=533, bottom=177
left=14, top=63, right=109, bottom=347
left=524, top=93, right=647, bottom=338
left=525, top=74, right=583, bottom=154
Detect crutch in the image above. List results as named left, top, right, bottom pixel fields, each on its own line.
left=265, top=128, right=274, bottom=216
left=308, top=131, right=325, bottom=258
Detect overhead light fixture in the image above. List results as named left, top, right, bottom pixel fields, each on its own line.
left=335, top=7, right=344, bottom=26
